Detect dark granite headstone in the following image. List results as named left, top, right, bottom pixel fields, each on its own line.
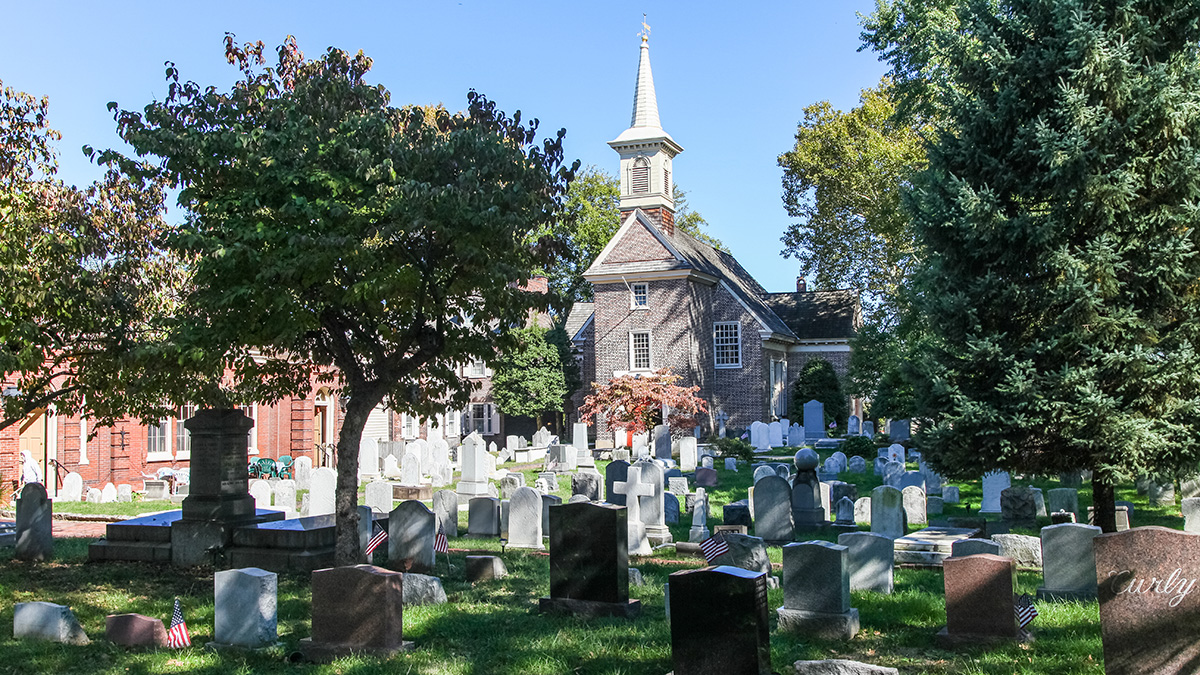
left=665, top=492, right=680, bottom=525
left=15, top=482, right=53, bottom=561
left=791, top=449, right=826, bottom=534
left=1095, top=526, right=1200, bottom=675
left=299, top=564, right=413, bottom=660
left=668, top=565, right=772, bottom=675
left=938, top=553, right=1021, bottom=645
left=695, top=467, right=719, bottom=488
left=105, top=613, right=167, bottom=647
left=605, top=460, right=630, bottom=506
left=540, top=502, right=639, bottom=618
left=723, top=500, right=752, bottom=528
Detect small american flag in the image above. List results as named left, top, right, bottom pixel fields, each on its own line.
left=1014, top=593, right=1038, bottom=628
left=699, top=535, right=729, bottom=562
left=364, top=520, right=388, bottom=557
left=166, top=598, right=190, bottom=648
left=434, top=526, right=448, bottom=554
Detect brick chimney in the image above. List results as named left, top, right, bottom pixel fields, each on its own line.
left=797, top=277, right=807, bottom=292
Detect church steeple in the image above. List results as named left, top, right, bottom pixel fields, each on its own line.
left=608, top=20, right=684, bottom=235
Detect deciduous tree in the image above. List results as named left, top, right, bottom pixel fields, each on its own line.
left=578, top=368, right=708, bottom=436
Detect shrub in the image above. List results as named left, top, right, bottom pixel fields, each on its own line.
left=841, top=435, right=875, bottom=458
left=707, top=436, right=755, bottom=464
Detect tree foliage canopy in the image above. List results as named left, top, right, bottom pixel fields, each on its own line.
left=865, top=0, right=1200, bottom=519
left=578, top=368, right=708, bottom=436
left=0, top=81, right=176, bottom=432
left=490, top=324, right=573, bottom=421
left=102, top=36, right=577, bottom=562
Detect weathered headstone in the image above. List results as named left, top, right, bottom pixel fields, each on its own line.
left=838, top=531, right=893, bottom=594
left=750, top=420, right=770, bottom=451
left=833, top=496, right=856, bottom=527
left=539, top=502, right=640, bottom=618
left=467, top=497, right=501, bottom=538
left=678, top=436, right=697, bottom=472
left=1000, top=485, right=1037, bottom=525
left=848, top=456, right=866, bottom=474
left=667, top=565, right=772, bottom=675
left=898, top=471, right=926, bottom=492
left=882, top=461, right=905, bottom=488
left=1037, top=523, right=1101, bottom=600
left=249, top=479, right=273, bottom=510
left=777, top=541, right=859, bottom=639
left=938, top=554, right=1021, bottom=646
left=1047, top=488, right=1079, bottom=520
left=299, top=564, right=413, bottom=659
left=432, top=489, right=458, bottom=539
left=541, top=493, right=561, bottom=535
left=653, top=424, right=671, bottom=460
left=388, top=500, right=437, bottom=573
left=633, top=459, right=672, bottom=545
left=753, top=475, right=793, bottom=543
left=14, top=601, right=89, bottom=645
left=507, top=486, right=544, bottom=550
left=847, top=415, right=861, bottom=436
left=101, top=482, right=117, bottom=503
left=695, top=466, right=719, bottom=488
left=725, top=457, right=739, bottom=472
left=15, top=482, right=53, bottom=561
left=465, top=555, right=508, bottom=582
left=689, top=487, right=711, bottom=542
left=804, top=400, right=826, bottom=441
left=854, top=497, right=871, bottom=524
left=943, top=486, right=960, bottom=504
left=950, top=539, right=1000, bottom=558
left=1094, top=527, right=1200, bottom=674
left=310, top=467, right=336, bottom=516
left=862, top=421, right=875, bottom=438
left=889, top=419, right=910, bottom=441
left=106, top=613, right=166, bottom=647
left=86, top=487, right=102, bottom=503
left=117, top=484, right=133, bottom=503
left=572, top=472, right=603, bottom=502
left=980, top=471, right=1010, bottom=514
left=364, top=481, right=392, bottom=514
left=1148, top=480, right=1176, bottom=507
left=572, top=422, right=589, bottom=454
left=768, top=421, right=784, bottom=448
left=212, top=567, right=278, bottom=649
left=901, top=485, right=927, bottom=527
left=871, top=486, right=905, bottom=539
left=604, top=460, right=630, bottom=507
left=273, top=480, right=296, bottom=517
left=294, top=456, right=313, bottom=489
left=61, top=472, right=83, bottom=502
left=612, top=465, right=655, bottom=556
left=455, top=432, right=491, bottom=498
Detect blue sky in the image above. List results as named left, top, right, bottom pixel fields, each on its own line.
left=3, top=1, right=888, bottom=294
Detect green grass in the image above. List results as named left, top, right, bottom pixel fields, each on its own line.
left=8, top=448, right=1180, bottom=674
left=48, top=501, right=181, bottom=518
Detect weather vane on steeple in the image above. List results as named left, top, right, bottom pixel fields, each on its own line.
left=640, top=14, right=651, bottom=43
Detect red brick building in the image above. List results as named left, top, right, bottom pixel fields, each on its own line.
left=566, top=35, right=860, bottom=437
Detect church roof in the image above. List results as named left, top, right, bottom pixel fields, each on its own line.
left=761, top=290, right=859, bottom=340
left=564, top=302, right=594, bottom=341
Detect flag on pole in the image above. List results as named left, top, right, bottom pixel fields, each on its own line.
left=699, top=535, right=729, bottom=562
left=434, top=525, right=449, bottom=554
left=1014, top=593, right=1038, bottom=628
left=166, top=598, right=191, bottom=648
left=364, top=520, right=389, bottom=557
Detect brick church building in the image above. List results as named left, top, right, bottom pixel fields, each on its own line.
left=566, top=34, right=860, bottom=437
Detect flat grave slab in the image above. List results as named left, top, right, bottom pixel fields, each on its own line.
left=894, top=527, right=980, bottom=566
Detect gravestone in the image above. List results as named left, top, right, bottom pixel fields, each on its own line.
left=848, top=456, right=866, bottom=474
left=456, top=432, right=491, bottom=498
left=1047, top=488, right=1079, bottom=520
left=399, top=451, right=422, bottom=486
left=507, top=486, right=544, bottom=550
left=467, top=497, right=501, bottom=538
left=752, top=465, right=775, bottom=485
left=539, top=502, right=640, bottom=618
left=572, top=472, right=603, bottom=501
left=106, top=613, right=166, bottom=647
left=667, top=476, right=689, bottom=497
left=871, top=486, right=905, bottom=539
left=788, top=423, right=804, bottom=446
left=612, top=464, right=655, bottom=556
left=678, top=436, right=697, bottom=472
left=1148, top=480, right=1176, bottom=507
left=886, top=443, right=905, bottom=464
left=898, top=471, right=926, bottom=492
left=950, top=539, right=1000, bottom=558
left=15, top=482, right=53, bottom=561
left=117, top=484, right=133, bottom=502
left=1094, top=527, right=1200, bottom=674
left=359, top=438, right=380, bottom=479
left=980, top=471, right=1011, bottom=514
left=1184, top=498, right=1200, bottom=533
left=499, top=473, right=526, bottom=500
left=633, top=459, right=672, bottom=545
left=101, top=483, right=117, bottom=503
left=927, top=496, right=944, bottom=515
left=432, top=489, right=458, bottom=539
left=299, top=564, right=413, bottom=659
left=1182, top=476, right=1200, bottom=500
left=804, top=400, right=826, bottom=440
left=310, top=468, right=336, bottom=516
left=833, top=497, right=856, bottom=528
left=901, top=486, right=927, bottom=527
left=882, top=461, right=905, bottom=488
left=294, top=456, right=313, bottom=489
left=1037, top=523, right=1101, bottom=600
left=389, top=500, right=437, bottom=573
left=695, top=466, right=719, bottom=488
left=13, top=601, right=89, bottom=645
left=750, top=421, right=770, bottom=451
left=847, top=415, right=860, bottom=436
left=364, top=481, right=392, bottom=514
left=604, top=460, right=630, bottom=507
left=212, top=567, right=278, bottom=649
left=938, top=554, right=1021, bottom=646
left=768, top=421, right=783, bottom=448
left=1031, top=487, right=1047, bottom=517
left=753, top=475, right=794, bottom=543
left=664, top=493, right=681, bottom=525
left=61, top=472, right=83, bottom=502
left=572, top=422, right=589, bottom=454
left=273, top=480, right=297, bottom=517
left=725, top=458, right=739, bottom=472
left=791, top=448, right=826, bottom=535
left=838, top=531, right=894, bottom=594
left=889, top=419, right=911, bottom=441
left=862, top=421, right=875, bottom=438
left=541, top=494, right=561, bottom=535
left=854, top=497, right=871, bottom=524
left=86, top=487, right=101, bottom=504
left=689, top=487, right=711, bottom=542
left=1000, top=486, right=1037, bottom=525
left=777, top=541, right=859, bottom=639
left=249, top=479, right=273, bottom=510
left=654, top=424, right=671, bottom=460
left=667, top=565, right=772, bottom=675
left=465, top=555, right=508, bottom=582
left=943, top=486, right=960, bottom=504
left=701, top=455, right=714, bottom=469
left=533, top=426, right=553, bottom=448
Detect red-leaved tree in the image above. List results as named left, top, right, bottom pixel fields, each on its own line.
left=578, top=368, right=708, bottom=435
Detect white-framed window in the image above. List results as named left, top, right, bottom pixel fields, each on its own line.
left=147, top=419, right=171, bottom=461
left=401, top=413, right=419, bottom=439
left=468, top=403, right=496, bottom=435
left=175, top=404, right=195, bottom=459
left=467, top=359, right=487, bottom=378
left=714, top=322, right=742, bottom=368
left=629, top=331, right=652, bottom=371
left=631, top=157, right=650, bottom=194
left=631, top=282, right=648, bottom=309
left=240, top=404, right=258, bottom=454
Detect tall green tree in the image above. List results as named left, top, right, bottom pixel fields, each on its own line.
left=491, top=324, right=573, bottom=429
left=541, top=166, right=723, bottom=305
left=790, top=358, right=848, bottom=428
left=867, top=0, right=1200, bottom=531
left=103, top=36, right=577, bottom=562
left=0, top=81, right=177, bottom=434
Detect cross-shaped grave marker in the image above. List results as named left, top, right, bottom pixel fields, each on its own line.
left=715, top=409, right=729, bottom=438
left=613, top=465, right=656, bottom=556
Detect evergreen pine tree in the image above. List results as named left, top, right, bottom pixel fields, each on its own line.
left=886, top=0, right=1200, bottom=531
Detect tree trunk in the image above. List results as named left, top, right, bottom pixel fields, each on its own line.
left=1092, top=472, right=1117, bottom=533
left=333, top=392, right=376, bottom=566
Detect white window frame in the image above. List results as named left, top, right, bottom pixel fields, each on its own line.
left=469, top=403, right=495, bottom=435
left=241, top=404, right=258, bottom=455
left=467, top=359, right=488, bottom=378
left=630, top=282, right=648, bottom=309
left=714, top=321, right=742, bottom=369
left=401, top=413, right=419, bottom=440
left=175, top=404, right=195, bottom=460
left=146, top=418, right=172, bottom=462
left=629, top=330, right=652, bottom=371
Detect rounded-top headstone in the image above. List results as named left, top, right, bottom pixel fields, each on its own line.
left=794, top=448, right=818, bottom=471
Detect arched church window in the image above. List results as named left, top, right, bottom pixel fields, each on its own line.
left=631, top=157, right=650, bottom=194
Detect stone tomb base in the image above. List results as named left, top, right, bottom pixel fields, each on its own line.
left=893, top=526, right=980, bottom=566
left=538, top=596, right=642, bottom=619
left=936, top=626, right=1032, bottom=648
left=392, top=484, right=433, bottom=501
left=297, top=637, right=414, bottom=662
left=776, top=607, right=860, bottom=640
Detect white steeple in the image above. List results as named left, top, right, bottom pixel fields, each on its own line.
left=609, top=20, right=683, bottom=228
